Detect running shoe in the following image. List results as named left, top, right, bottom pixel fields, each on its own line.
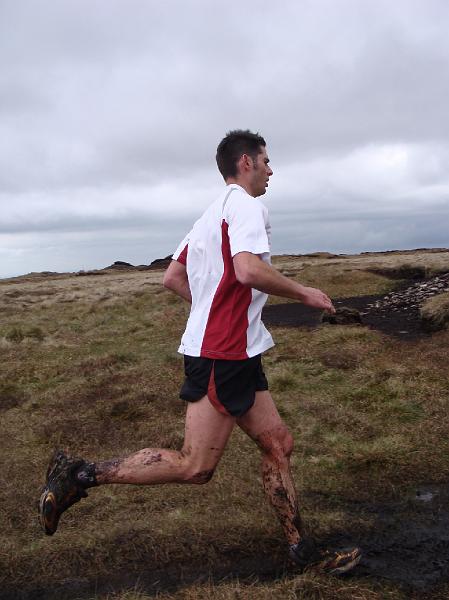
left=38, top=449, right=92, bottom=535
left=289, top=538, right=362, bottom=574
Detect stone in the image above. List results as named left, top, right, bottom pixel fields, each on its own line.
left=321, top=306, right=362, bottom=325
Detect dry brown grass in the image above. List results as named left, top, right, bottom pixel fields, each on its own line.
left=272, top=248, right=449, bottom=276
left=269, top=248, right=449, bottom=303
left=1, top=249, right=449, bottom=599
left=420, top=291, right=449, bottom=331
left=0, top=270, right=163, bottom=314
left=94, top=574, right=405, bottom=600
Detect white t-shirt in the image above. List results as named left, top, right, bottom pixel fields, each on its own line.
left=172, top=184, right=274, bottom=359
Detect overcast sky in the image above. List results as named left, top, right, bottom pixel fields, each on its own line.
left=1, top=0, right=449, bottom=278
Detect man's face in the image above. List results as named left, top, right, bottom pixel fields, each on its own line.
left=249, top=146, right=273, bottom=197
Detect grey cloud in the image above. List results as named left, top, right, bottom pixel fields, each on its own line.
left=1, top=0, right=449, bottom=277
left=0, top=212, right=166, bottom=235
left=271, top=210, right=449, bottom=255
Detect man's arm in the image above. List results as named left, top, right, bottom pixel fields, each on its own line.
left=233, top=251, right=335, bottom=313
left=163, top=260, right=192, bottom=303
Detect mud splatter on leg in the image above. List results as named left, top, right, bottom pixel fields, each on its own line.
left=258, top=429, right=303, bottom=546
left=187, top=469, right=214, bottom=484
left=142, top=452, right=162, bottom=466
left=94, top=458, right=126, bottom=483
left=90, top=447, right=218, bottom=486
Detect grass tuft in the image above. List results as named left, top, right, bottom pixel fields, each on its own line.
left=420, top=291, right=449, bottom=332
left=5, top=326, right=25, bottom=343
left=0, top=381, right=28, bottom=411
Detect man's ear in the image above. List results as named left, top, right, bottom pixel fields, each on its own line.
left=239, top=153, right=253, bottom=173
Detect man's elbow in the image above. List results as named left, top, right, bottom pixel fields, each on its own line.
left=163, top=271, right=176, bottom=290
left=234, top=256, right=256, bottom=287
left=235, top=268, right=253, bottom=287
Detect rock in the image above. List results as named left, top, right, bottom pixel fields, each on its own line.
left=97, top=260, right=139, bottom=271
left=366, top=272, right=449, bottom=319
left=149, top=255, right=173, bottom=269
left=108, top=260, right=135, bottom=270
left=321, top=306, right=362, bottom=325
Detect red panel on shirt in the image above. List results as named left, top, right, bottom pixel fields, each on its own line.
left=200, top=221, right=252, bottom=359
left=176, top=244, right=188, bottom=265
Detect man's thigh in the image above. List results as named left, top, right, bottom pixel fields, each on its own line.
left=182, top=394, right=235, bottom=470
left=236, top=390, right=287, bottom=442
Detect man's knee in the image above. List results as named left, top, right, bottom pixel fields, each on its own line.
left=282, top=429, right=295, bottom=457
left=257, top=426, right=294, bottom=459
left=179, top=443, right=220, bottom=484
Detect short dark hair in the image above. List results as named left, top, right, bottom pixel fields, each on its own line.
left=216, top=129, right=266, bottom=180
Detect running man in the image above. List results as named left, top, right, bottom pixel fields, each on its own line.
left=39, top=130, right=361, bottom=574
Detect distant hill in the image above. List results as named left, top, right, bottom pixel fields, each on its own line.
left=2, top=248, right=448, bottom=282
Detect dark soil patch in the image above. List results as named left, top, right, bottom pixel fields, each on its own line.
left=366, top=265, right=428, bottom=280
left=7, top=484, right=449, bottom=599
left=263, top=294, right=430, bottom=340
left=324, top=483, right=449, bottom=592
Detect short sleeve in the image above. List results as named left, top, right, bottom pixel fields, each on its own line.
left=225, top=196, right=270, bottom=257
left=172, top=231, right=190, bottom=264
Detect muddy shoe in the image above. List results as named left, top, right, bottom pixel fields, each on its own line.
left=39, top=449, right=95, bottom=535
left=289, top=538, right=362, bottom=575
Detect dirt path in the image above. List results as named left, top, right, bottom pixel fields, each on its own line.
left=263, top=293, right=430, bottom=340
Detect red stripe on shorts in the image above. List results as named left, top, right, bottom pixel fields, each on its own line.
left=207, top=363, right=231, bottom=416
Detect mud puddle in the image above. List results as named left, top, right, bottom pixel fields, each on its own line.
left=7, top=484, right=449, bottom=599
left=318, top=483, right=449, bottom=591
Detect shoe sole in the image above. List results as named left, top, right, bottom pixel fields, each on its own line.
left=39, top=489, right=58, bottom=535
left=301, top=547, right=362, bottom=575
left=326, top=551, right=362, bottom=575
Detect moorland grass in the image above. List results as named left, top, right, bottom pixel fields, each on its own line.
left=1, top=251, right=449, bottom=599
left=421, top=291, right=449, bottom=332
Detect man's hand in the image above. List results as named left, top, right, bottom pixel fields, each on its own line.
left=233, top=251, right=335, bottom=314
left=296, top=286, right=335, bottom=314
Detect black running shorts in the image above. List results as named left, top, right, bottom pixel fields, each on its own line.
left=180, top=354, right=269, bottom=417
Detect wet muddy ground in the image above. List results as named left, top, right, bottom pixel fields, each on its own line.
left=360, top=488, right=449, bottom=590
left=6, top=484, right=449, bottom=599
left=317, top=483, right=449, bottom=591
left=262, top=293, right=430, bottom=340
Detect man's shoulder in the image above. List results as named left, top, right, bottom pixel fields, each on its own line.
left=192, top=186, right=268, bottom=229
left=226, top=188, right=268, bottom=216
